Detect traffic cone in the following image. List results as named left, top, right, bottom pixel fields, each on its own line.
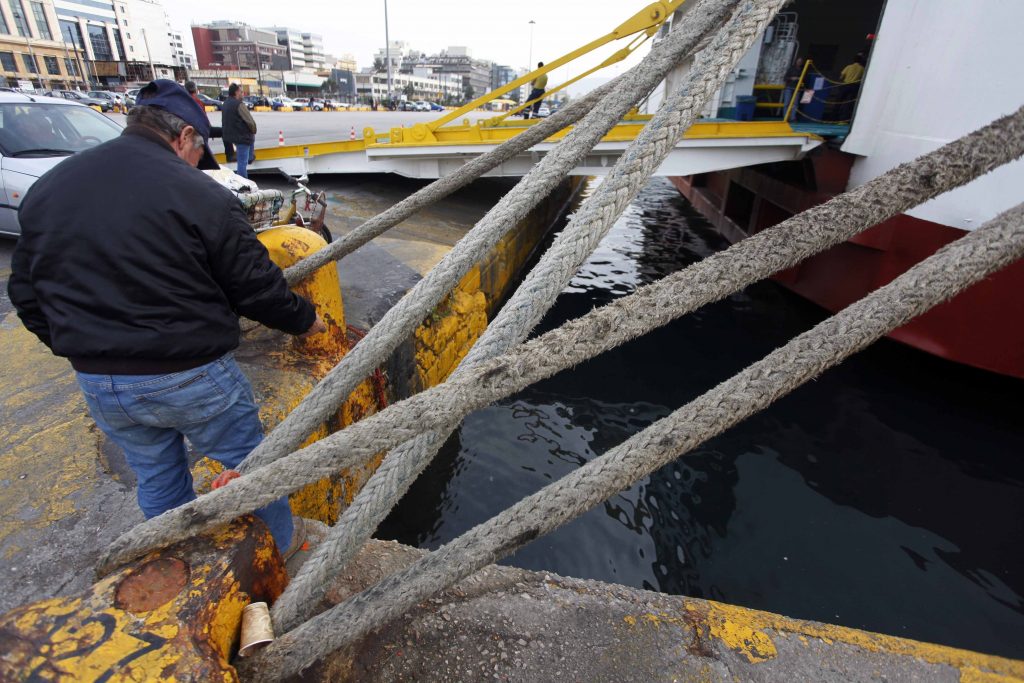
left=350, top=126, right=356, bottom=141
left=278, top=130, right=284, bottom=146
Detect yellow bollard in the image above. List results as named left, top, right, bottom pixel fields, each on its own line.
left=0, top=518, right=287, bottom=682
left=254, top=226, right=383, bottom=523
left=257, top=227, right=347, bottom=358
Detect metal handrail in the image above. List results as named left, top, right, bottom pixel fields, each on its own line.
left=424, top=0, right=687, bottom=134
left=783, top=57, right=812, bottom=122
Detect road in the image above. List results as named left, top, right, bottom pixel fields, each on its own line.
left=110, top=110, right=497, bottom=151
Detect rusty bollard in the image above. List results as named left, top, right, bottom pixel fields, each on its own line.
left=0, top=517, right=287, bottom=681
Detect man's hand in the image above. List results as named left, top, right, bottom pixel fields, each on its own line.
left=300, top=313, right=327, bottom=338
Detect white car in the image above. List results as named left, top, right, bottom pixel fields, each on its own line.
left=413, top=100, right=429, bottom=112
left=536, top=104, right=550, bottom=118
left=272, top=96, right=306, bottom=111
left=0, top=92, right=123, bottom=237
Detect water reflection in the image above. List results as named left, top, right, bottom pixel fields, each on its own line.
left=380, top=178, right=1024, bottom=659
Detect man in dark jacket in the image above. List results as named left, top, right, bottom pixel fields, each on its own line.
left=222, top=83, right=257, bottom=177
left=7, top=79, right=324, bottom=557
left=186, top=79, right=233, bottom=162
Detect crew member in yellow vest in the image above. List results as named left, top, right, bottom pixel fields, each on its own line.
left=837, top=52, right=866, bottom=123
left=840, top=52, right=866, bottom=84
left=525, top=62, right=548, bottom=119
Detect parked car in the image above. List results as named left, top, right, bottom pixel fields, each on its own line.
left=0, top=92, right=123, bottom=237
left=428, top=101, right=444, bottom=111
left=306, top=98, right=327, bottom=111
left=124, top=88, right=140, bottom=106
left=271, top=96, right=306, bottom=111
left=398, top=100, right=417, bottom=111
left=243, top=95, right=270, bottom=109
left=535, top=104, right=551, bottom=118
left=412, top=100, right=429, bottom=112
left=44, top=90, right=113, bottom=112
left=196, top=93, right=222, bottom=110
left=87, top=91, right=125, bottom=110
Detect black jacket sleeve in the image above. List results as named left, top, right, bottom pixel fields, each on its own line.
left=7, top=236, right=52, bottom=347
left=206, top=201, right=317, bottom=335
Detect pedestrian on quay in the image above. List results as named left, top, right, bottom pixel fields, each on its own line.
left=7, top=79, right=325, bottom=560
left=185, top=79, right=233, bottom=162
left=524, top=61, right=548, bottom=119
left=222, top=83, right=258, bottom=178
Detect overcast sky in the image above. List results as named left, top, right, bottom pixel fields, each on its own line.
left=165, top=0, right=655, bottom=89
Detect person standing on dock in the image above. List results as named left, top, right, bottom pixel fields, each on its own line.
left=7, top=79, right=324, bottom=560
left=222, top=83, right=258, bottom=178
left=524, top=62, right=548, bottom=119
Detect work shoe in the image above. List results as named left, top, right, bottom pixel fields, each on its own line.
left=284, top=518, right=328, bottom=577
left=282, top=516, right=308, bottom=563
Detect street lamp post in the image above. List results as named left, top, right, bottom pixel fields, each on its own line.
left=141, top=27, right=156, bottom=80
left=255, top=50, right=263, bottom=96
left=384, top=0, right=392, bottom=107
left=528, top=19, right=535, bottom=71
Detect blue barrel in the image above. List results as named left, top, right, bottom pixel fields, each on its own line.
left=735, top=95, right=756, bottom=121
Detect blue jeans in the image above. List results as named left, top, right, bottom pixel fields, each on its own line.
left=235, top=143, right=256, bottom=178
left=75, top=354, right=293, bottom=551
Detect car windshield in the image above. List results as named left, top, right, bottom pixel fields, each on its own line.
left=0, top=102, right=122, bottom=157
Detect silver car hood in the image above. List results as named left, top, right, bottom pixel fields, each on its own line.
left=2, top=155, right=69, bottom=178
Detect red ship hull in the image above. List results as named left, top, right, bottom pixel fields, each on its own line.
left=670, top=152, right=1024, bottom=379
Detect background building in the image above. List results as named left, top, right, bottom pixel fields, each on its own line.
left=490, top=63, right=519, bottom=101
left=265, top=26, right=326, bottom=73
left=0, top=0, right=88, bottom=89
left=191, top=21, right=287, bottom=71
left=402, top=46, right=491, bottom=101
left=334, top=53, right=356, bottom=72
left=53, top=0, right=129, bottom=85
left=355, top=68, right=460, bottom=105
left=123, top=0, right=192, bottom=75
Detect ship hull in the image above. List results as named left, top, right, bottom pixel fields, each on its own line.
left=670, top=171, right=1024, bottom=379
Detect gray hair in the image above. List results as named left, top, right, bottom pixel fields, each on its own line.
left=127, top=105, right=204, bottom=149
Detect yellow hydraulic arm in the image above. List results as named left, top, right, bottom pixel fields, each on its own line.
left=426, top=0, right=688, bottom=134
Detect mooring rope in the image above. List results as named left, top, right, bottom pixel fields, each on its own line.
left=245, top=202, right=1024, bottom=679
left=95, top=103, right=1024, bottom=579
left=235, top=0, right=743, bottom=477
left=271, top=0, right=788, bottom=632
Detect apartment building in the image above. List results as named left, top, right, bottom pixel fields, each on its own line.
left=265, top=26, right=326, bottom=73
left=191, top=21, right=287, bottom=71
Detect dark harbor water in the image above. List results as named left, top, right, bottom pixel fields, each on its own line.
left=379, top=178, right=1024, bottom=659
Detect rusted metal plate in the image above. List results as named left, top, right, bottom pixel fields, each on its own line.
left=114, top=558, right=190, bottom=613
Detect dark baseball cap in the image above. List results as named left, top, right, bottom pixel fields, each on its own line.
left=136, top=79, right=218, bottom=170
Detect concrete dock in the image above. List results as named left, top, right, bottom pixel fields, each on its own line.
left=307, top=534, right=1024, bottom=682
